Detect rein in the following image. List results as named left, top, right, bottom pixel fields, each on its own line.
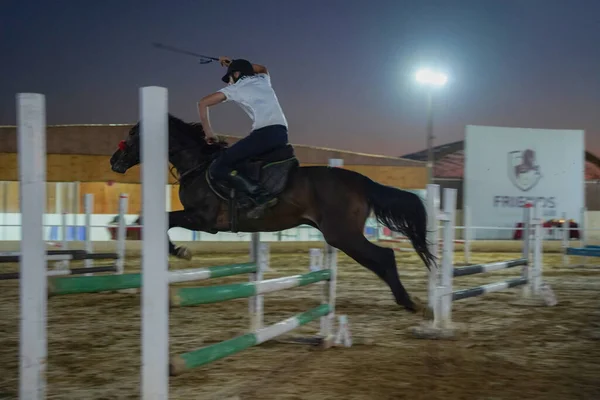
left=167, top=146, right=216, bottom=184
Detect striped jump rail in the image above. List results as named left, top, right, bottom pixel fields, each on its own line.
left=412, top=184, right=547, bottom=340
left=452, top=277, right=529, bottom=301
left=450, top=259, right=529, bottom=300
left=48, top=262, right=257, bottom=295
left=0, top=265, right=117, bottom=281
left=169, top=304, right=330, bottom=375
left=170, top=269, right=331, bottom=307
left=168, top=244, right=338, bottom=377
left=0, top=250, right=118, bottom=263
left=565, top=247, right=600, bottom=257
left=452, top=258, right=527, bottom=277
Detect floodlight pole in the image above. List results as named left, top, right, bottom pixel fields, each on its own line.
left=426, top=89, right=434, bottom=184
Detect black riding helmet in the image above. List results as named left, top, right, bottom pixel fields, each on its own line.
left=222, top=59, right=255, bottom=83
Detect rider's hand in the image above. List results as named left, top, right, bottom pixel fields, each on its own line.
left=206, top=134, right=217, bottom=144
left=219, top=56, right=231, bottom=67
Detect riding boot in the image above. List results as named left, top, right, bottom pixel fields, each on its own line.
left=227, top=172, right=277, bottom=219
left=227, top=171, right=261, bottom=195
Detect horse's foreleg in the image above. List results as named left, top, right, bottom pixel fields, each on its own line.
left=167, top=210, right=208, bottom=260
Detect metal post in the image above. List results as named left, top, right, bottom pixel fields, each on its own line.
left=426, top=184, right=440, bottom=310
left=561, top=212, right=568, bottom=267
left=436, top=188, right=457, bottom=329
left=426, top=89, right=435, bottom=184
left=532, top=204, right=543, bottom=295
left=249, top=232, right=264, bottom=331
left=140, top=86, right=169, bottom=400
left=322, top=243, right=337, bottom=344
left=522, top=205, right=532, bottom=297
left=84, top=193, right=93, bottom=270
left=18, top=93, right=47, bottom=400
left=463, top=206, right=471, bottom=264
left=116, top=194, right=128, bottom=274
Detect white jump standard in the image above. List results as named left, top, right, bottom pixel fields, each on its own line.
left=413, top=184, right=553, bottom=339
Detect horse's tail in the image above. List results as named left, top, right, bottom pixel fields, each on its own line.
left=364, top=178, right=436, bottom=270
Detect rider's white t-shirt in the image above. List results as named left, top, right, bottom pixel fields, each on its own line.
left=218, top=73, right=288, bottom=131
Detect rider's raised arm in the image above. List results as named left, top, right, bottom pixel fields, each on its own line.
left=197, top=91, right=226, bottom=139
left=252, top=63, right=268, bottom=75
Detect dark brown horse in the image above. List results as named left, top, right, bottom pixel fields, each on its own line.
left=109, top=115, right=435, bottom=315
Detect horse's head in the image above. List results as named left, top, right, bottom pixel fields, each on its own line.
left=110, top=122, right=142, bottom=174
left=110, top=114, right=229, bottom=175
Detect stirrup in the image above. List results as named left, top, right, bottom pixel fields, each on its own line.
left=247, top=198, right=278, bottom=219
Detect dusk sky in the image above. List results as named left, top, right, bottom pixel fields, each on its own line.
left=2, top=0, right=599, bottom=157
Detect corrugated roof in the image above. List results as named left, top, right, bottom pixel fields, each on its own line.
left=402, top=140, right=600, bottom=179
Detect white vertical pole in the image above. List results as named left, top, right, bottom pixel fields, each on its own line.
left=249, top=232, right=264, bottom=331
left=532, top=204, right=543, bottom=295
left=116, top=194, right=128, bottom=274
left=74, top=181, right=81, bottom=214
left=321, top=243, right=337, bottom=341
left=435, top=188, right=457, bottom=329
left=18, top=93, right=47, bottom=400
left=323, top=158, right=340, bottom=341
left=309, top=248, right=322, bottom=272
left=561, top=212, right=568, bottom=267
left=521, top=205, right=532, bottom=296
left=55, top=182, right=62, bottom=214
left=67, top=182, right=75, bottom=241
left=61, top=211, right=67, bottom=248
left=84, top=194, right=94, bottom=270
left=463, top=206, right=471, bottom=264
left=67, top=182, right=74, bottom=213
left=426, top=184, right=440, bottom=310
left=580, top=206, right=587, bottom=265
left=308, top=248, right=326, bottom=334
left=580, top=207, right=587, bottom=247
left=165, top=184, right=171, bottom=212
left=0, top=181, right=7, bottom=240
left=140, top=86, right=169, bottom=400
left=60, top=211, right=69, bottom=271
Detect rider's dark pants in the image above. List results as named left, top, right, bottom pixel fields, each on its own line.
left=210, top=124, right=288, bottom=181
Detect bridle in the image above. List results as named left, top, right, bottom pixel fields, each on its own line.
left=117, top=139, right=214, bottom=184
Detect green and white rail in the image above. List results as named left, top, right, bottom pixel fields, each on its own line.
left=168, top=242, right=339, bottom=376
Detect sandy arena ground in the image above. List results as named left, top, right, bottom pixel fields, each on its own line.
left=1, top=246, right=599, bottom=399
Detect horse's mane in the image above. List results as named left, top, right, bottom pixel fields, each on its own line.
left=167, top=113, right=228, bottom=152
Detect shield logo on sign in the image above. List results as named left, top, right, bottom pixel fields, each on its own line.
left=508, top=149, right=542, bottom=191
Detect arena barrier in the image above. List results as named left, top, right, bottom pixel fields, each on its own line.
left=0, top=197, right=127, bottom=282
left=413, top=184, right=555, bottom=339
left=562, top=210, right=599, bottom=266
left=45, top=233, right=264, bottom=296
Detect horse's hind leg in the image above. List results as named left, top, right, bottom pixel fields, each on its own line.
left=322, top=227, right=420, bottom=314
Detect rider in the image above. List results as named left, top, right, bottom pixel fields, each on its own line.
left=197, top=56, right=289, bottom=215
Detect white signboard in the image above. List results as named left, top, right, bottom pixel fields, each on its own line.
left=464, top=125, right=585, bottom=239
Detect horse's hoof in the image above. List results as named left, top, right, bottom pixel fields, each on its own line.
left=175, top=246, right=192, bottom=260
left=410, top=296, right=434, bottom=320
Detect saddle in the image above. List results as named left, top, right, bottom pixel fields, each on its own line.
left=206, top=144, right=299, bottom=229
